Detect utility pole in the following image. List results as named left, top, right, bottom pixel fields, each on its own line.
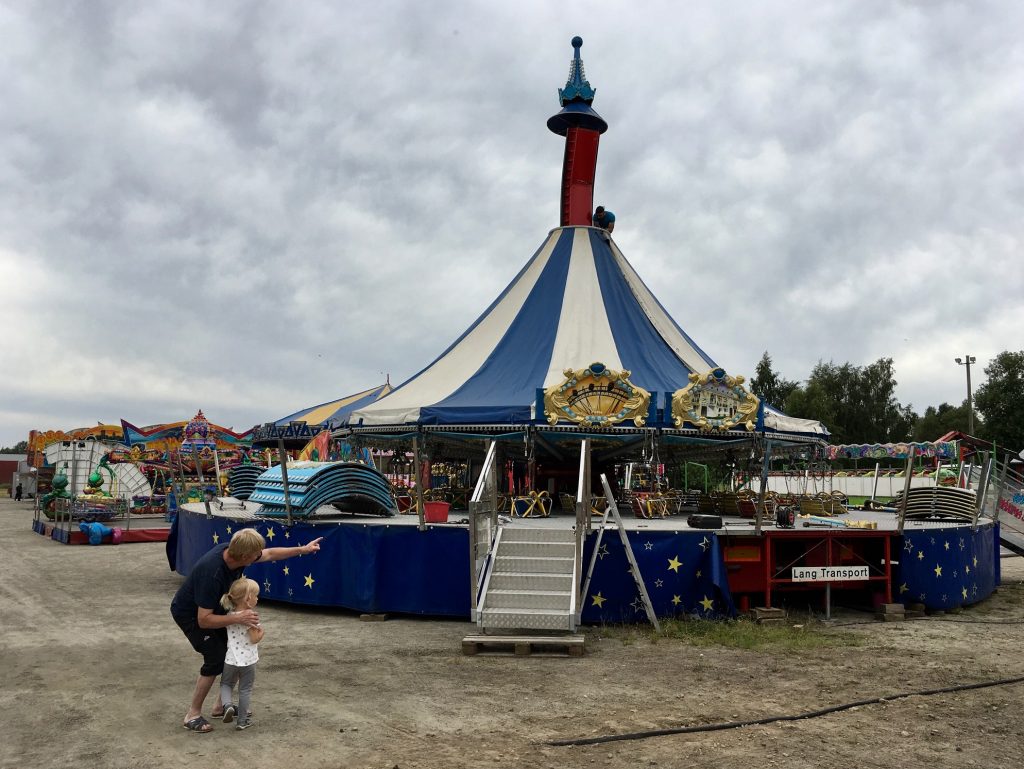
left=955, top=355, right=977, bottom=436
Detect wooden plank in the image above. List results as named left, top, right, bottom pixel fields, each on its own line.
left=461, top=634, right=585, bottom=656
left=875, top=612, right=905, bottom=622
left=752, top=606, right=786, bottom=620
left=878, top=603, right=905, bottom=615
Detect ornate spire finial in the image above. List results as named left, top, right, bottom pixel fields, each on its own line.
left=547, top=36, right=607, bottom=225
left=558, top=36, right=596, bottom=106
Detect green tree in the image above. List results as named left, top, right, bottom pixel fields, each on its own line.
left=912, top=402, right=973, bottom=441
left=860, top=358, right=916, bottom=444
left=783, top=358, right=916, bottom=444
left=973, top=350, right=1024, bottom=453
left=0, top=440, right=28, bottom=454
left=750, top=351, right=798, bottom=408
left=784, top=376, right=839, bottom=435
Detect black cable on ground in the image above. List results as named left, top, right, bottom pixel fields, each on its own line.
left=546, top=674, right=1024, bottom=747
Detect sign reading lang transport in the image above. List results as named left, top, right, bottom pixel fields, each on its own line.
left=791, top=565, right=870, bottom=582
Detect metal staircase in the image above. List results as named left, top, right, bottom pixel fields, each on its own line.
left=466, top=439, right=657, bottom=650
left=478, top=525, right=577, bottom=632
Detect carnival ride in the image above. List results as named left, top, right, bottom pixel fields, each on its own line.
left=170, top=38, right=1009, bottom=625
left=30, top=410, right=265, bottom=544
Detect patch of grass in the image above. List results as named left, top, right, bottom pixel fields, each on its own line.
left=603, top=616, right=863, bottom=652
left=846, top=495, right=894, bottom=507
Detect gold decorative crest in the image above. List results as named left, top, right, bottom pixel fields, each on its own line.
left=672, top=368, right=760, bottom=432
left=543, top=362, right=651, bottom=427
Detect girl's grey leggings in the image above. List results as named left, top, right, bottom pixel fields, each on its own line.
left=220, top=663, right=256, bottom=719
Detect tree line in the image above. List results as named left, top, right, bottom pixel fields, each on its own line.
left=750, top=350, right=1024, bottom=453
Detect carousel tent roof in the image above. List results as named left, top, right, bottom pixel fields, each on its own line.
left=274, top=383, right=392, bottom=430
left=350, top=38, right=823, bottom=441
left=350, top=227, right=826, bottom=438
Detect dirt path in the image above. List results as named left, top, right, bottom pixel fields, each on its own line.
left=2, top=498, right=1022, bottom=769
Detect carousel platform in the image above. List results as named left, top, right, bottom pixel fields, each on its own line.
left=170, top=500, right=1000, bottom=621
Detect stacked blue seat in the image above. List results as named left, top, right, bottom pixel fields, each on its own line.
left=228, top=465, right=264, bottom=501
left=249, top=461, right=397, bottom=518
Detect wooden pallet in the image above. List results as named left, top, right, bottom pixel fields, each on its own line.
left=461, top=634, right=585, bottom=657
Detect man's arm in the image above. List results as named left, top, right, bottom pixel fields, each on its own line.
left=197, top=606, right=258, bottom=629
left=256, top=536, right=324, bottom=563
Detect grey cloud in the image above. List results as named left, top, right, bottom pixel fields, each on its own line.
left=1, top=1, right=1022, bottom=446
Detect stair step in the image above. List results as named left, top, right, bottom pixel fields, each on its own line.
left=499, top=528, right=575, bottom=544
left=485, top=589, right=573, bottom=610
left=480, top=607, right=575, bottom=631
left=498, top=540, right=575, bottom=557
left=493, top=555, right=575, bottom=574
left=488, top=572, right=574, bottom=591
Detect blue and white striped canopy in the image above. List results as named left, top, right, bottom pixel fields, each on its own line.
left=275, top=383, right=392, bottom=430
left=352, top=227, right=824, bottom=435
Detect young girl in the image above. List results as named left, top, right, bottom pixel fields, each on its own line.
left=219, top=577, right=264, bottom=730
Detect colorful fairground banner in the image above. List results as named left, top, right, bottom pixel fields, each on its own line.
left=827, top=441, right=959, bottom=460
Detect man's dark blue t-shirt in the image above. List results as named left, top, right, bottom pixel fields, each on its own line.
left=170, top=543, right=243, bottom=622
left=594, top=210, right=615, bottom=229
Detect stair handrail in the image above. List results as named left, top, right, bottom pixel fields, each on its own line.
left=469, top=440, right=500, bottom=622
left=475, top=527, right=503, bottom=627
left=983, top=455, right=1023, bottom=522
left=570, top=438, right=591, bottom=630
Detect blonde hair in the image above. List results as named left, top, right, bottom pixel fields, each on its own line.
left=227, top=528, right=265, bottom=560
left=220, top=577, right=260, bottom=611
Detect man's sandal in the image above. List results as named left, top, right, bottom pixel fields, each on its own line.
left=183, top=716, right=213, bottom=733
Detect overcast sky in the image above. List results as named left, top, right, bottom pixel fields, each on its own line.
left=1, top=1, right=1022, bottom=448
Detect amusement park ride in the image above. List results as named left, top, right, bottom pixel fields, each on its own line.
left=31, top=39, right=1019, bottom=637
left=172, top=38, right=1012, bottom=632
left=30, top=410, right=265, bottom=544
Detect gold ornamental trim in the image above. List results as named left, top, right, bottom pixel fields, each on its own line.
left=672, top=368, right=760, bottom=432
left=543, top=362, right=651, bottom=427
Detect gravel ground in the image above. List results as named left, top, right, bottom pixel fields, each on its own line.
left=2, top=497, right=1022, bottom=769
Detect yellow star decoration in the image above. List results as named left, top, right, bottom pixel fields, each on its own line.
left=917, top=551, right=924, bottom=561
left=973, top=555, right=978, bottom=567
left=304, top=574, right=315, bottom=589
left=284, top=530, right=290, bottom=539
left=266, top=528, right=276, bottom=542
left=965, top=565, right=971, bottom=575
left=962, top=587, right=968, bottom=600
left=212, top=532, right=220, bottom=544
left=667, top=556, right=682, bottom=572
left=899, top=583, right=909, bottom=594
left=591, top=592, right=606, bottom=608
left=283, top=566, right=289, bottom=576
left=226, top=525, right=233, bottom=534
left=671, top=595, right=682, bottom=606
left=944, top=542, right=950, bottom=551
left=700, top=595, right=714, bottom=611
left=695, top=569, right=702, bottom=578
left=934, top=564, right=943, bottom=577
